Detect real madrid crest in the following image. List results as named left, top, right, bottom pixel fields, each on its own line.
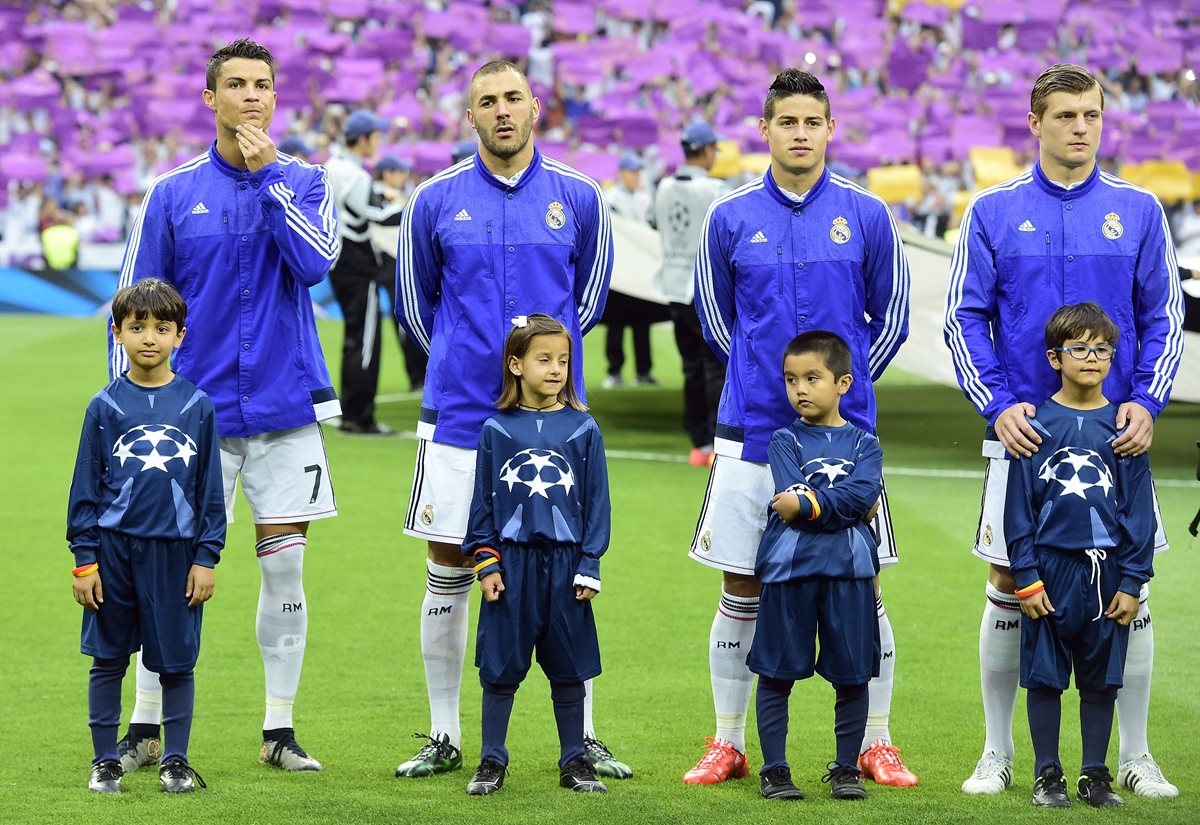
left=700, top=529, right=712, bottom=552
left=420, top=504, right=435, bottom=526
left=1102, top=212, right=1123, bottom=240
left=830, top=216, right=851, bottom=244
left=546, top=201, right=567, bottom=230
left=982, top=524, right=993, bottom=547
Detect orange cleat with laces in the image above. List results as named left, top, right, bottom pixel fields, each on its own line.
left=682, top=738, right=750, bottom=785
left=859, top=740, right=919, bottom=787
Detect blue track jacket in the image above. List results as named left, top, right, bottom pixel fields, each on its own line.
left=944, top=162, right=1184, bottom=424
left=112, top=143, right=341, bottom=438
left=395, top=148, right=612, bottom=449
left=694, top=167, right=910, bottom=462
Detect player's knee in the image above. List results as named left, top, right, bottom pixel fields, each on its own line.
left=988, top=564, right=1016, bottom=593
left=428, top=541, right=469, bottom=568
left=481, top=679, right=519, bottom=698
left=1079, top=687, right=1118, bottom=705
left=722, top=572, right=761, bottom=598
left=549, top=680, right=585, bottom=705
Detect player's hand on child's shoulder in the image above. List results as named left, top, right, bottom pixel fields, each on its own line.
left=575, top=585, right=598, bottom=602
left=186, top=564, right=215, bottom=608
left=73, top=571, right=103, bottom=612
left=995, top=402, right=1041, bottom=458
left=1112, top=401, right=1153, bottom=457
left=1105, top=591, right=1140, bottom=626
left=480, top=572, right=505, bottom=602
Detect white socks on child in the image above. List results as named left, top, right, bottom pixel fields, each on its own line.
left=256, top=534, right=308, bottom=731
left=1117, top=588, right=1154, bottom=763
left=583, top=678, right=596, bottom=739
left=710, top=588, right=759, bottom=753
left=130, top=652, right=163, bottom=725
left=863, top=596, right=895, bottom=750
left=978, top=582, right=1021, bottom=758
left=420, top=559, right=474, bottom=748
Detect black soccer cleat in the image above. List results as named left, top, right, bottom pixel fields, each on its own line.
left=396, top=732, right=462, bottom=777
left=1077, top=770, right=1125, bottom=808
left=261, top=728, right=323, bottom=771
left=88, top=759, right=123, bottom=793
left=466, top=759, right=506, bottom=795
left=116, top=729, right=161, bottom=773
left=159, top=757, right=207, bottom=793
left=760, top=766, right=805, bottom=800
left=822, top=763, right=868, bottom=800
left=560, top=755, right=608, bottom=793
left=1033, top=765, right=1071, bottom=808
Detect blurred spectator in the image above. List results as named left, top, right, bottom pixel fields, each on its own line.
left=41, top=204, right=80, bottom=271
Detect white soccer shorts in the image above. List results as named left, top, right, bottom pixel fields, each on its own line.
left=689, top=456, right=899, bottom=575
left=404, top=438, right=477, bottom=543
left=972, top=438, right=1168, bottom=566
left=220, top=423, right=337, bottom=525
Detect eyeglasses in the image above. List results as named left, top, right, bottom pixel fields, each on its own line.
left=1054, top=344, right=1115, bottom=361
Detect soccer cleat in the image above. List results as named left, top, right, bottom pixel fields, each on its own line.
left=159, top=757, right=207, bottom=793
left=116, top=730, right=161, bottom=773
left=688, top=447, right=715, bottom=468
left=823, top=764, right=868, bottom=800
left=1077, top=770, right=1124, bottom=808
left=961, top=750, right=1013, bottom=794
left=88, top=759, right=123, bottom=793
left=1032, top=766, right=1071, bottom=808
left=338, top=420, right=395, bottom=436
left=601, top=375, right=625, bottom=389
left=759, top=766, right=805, bottom=800
left=635, top=374, right=659, bottom=386
left=859, top=740, right=919, bottom=787
left=395, top=732, right=462, bottom=778
left=466, top=759, right=506, bottom=795
left=1117, top=754, right=1179, bottom=798
left=681, top=737, right=750, bottom=784
left=260, top=730, right=322, bottom=771
left=560, top=755, right=608, bottom=793
left=583, top=736, right=633, bottom=779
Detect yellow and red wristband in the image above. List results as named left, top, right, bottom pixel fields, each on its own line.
left=72, top=563, right=99, bottom=578
left=1015, top=580, right=1045, bottom=599
left=795, top=489, right=821, bottom=521
left=473, top=547, right=501, bottom=577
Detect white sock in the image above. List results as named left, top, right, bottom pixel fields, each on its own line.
left=863, top=595, right=894, bottom=751
left=979, top=582, right=1021, bottom=758
left=256, top=534, right=308, bottom=731
left=421, top=559, right=474, bottom=748
left=130, top=651, right=163, bottom=726
left=583, top=678, right=596, bottom=739
left=1117, top=589, right=1153, bottom=763
left=710, top=588, right=758, bottom=753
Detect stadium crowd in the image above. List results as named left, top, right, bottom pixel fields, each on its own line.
left=2, top=0, right=1200, bottom=268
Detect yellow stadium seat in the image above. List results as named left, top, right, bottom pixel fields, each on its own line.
left=1190, top=172, right=1200, bottom=200
left=867, top=164, right=922, bottom=204
left=951, top=189, right=972, bottom=227
left=970, top=146, right=1023, bottom=190
left=1135, top=161, right=1192, bottom=205
left=1118, top=163, right=1145, bottom=188
left=740, top=153, right=772, bottom=176
left=709, top=140, right=743, bottom=180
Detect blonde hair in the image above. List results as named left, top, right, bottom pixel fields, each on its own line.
left=1030, top=64, right=1103, bottom=120
left=497, top=314, right=586, bottom=412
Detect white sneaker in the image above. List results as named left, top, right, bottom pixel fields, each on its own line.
left=1117, top=755, right=1179, bottom=798
left=961, top=751, right=1013, bottom=794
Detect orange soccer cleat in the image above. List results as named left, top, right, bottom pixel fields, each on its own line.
left=859, top=741, right=919, bottom=787
left=682, top=737, right=750, bottom=785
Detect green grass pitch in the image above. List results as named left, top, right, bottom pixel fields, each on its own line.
left=1, top=316, right=1197, bottom=824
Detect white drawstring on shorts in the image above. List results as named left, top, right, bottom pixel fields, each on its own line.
left=1085, top=548, right=1108, bottom=621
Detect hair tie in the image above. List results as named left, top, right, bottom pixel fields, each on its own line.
left=511, top=315, right=528, bottom=328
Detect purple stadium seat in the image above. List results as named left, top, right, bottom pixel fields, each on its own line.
left=554, top=3, right=597, bottom=36
left=568, top=150, right=619, bottom=184
left=902, top=3, right=950, bottom=28
left=0, top=154, right=50, bottom=184
left=488, top=23, right=532, bottom=59
left=326, top=0, right=372, bottom=19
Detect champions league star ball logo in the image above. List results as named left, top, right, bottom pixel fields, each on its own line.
left=112, top=424, right=198, bottom=473
left=498, top=448, right=576, bottom=498
left=801, top=457, right=855, bottom=486
left=1038, top=447, right=1114, bottom=499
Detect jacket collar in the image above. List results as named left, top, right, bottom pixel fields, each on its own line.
left=474, top=145, right=543, bottom=192
left=208, top=141, right=255, bottom=180
left=764, top=165, right=830, bottom=208
left=1032, top=160, right=1099, bottom=199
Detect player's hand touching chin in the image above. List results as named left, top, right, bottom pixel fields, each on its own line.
left=235, top=123, right=278, bottom=173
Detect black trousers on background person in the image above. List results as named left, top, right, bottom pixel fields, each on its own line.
left=602, top=290, right=667, bottom=379
left=670, top=301, right=723, bottom=449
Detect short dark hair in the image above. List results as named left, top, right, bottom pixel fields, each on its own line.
left=1030, top=63, right=1103, bottom=120
left=764, top=69, right=831, bottom=122
left=111, top=279, right=188, bottom=329
left=783, top=330, right=851, bottom=378
left=497, top=313, right=585, bottom=412
left=206, top=38, right=275, bottom=92
left=1044, top=302, right=1119, bottom=350
left=469, top=60, right=530, bottom=102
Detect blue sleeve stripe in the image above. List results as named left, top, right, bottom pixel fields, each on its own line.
left=266, top=175, right=340, bottom=261
left=542, top=158, right=612, bottom=331
left=694, top=180, right=761, bottom=356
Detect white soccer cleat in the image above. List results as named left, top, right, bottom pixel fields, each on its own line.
left=1117, top=755, right=1179, bottom=798
left=961, top=751, right=1013, bottom=794
left=260, top=732, right=323, bottom=772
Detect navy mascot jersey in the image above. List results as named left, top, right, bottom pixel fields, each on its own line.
left=756, top=419, right=883, bottom=583
left=463, top=407, right=610, bottom=583
left=67, top=375, right=225, bottom=568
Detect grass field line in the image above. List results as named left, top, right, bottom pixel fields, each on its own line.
left=366, top=427, right=1199, bottom=486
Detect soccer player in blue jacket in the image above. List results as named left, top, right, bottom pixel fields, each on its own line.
left=1005, top=303, right=1154, bottom=808
left=70, top=280, right=224, bottom=794
left=460, top=314, right=610, bottom=796
left=945, top=64, right=1183, bottom=798
left=394, top=60, right=620, bottom=779
left=687, top=69, right=913, bottom=787
left=111, top=39, right=341, bottom=773
left=752, top=331, right=883, bottom=802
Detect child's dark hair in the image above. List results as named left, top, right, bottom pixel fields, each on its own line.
left=783, top=330, right=852, bottom=377
left=497, top=313, right=586, bottom=412
left=111, top=279, right=188, bottom=329
left=1044, top=302, right=1119, bottom=351
left=764, top=68, right=831, bottom=122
